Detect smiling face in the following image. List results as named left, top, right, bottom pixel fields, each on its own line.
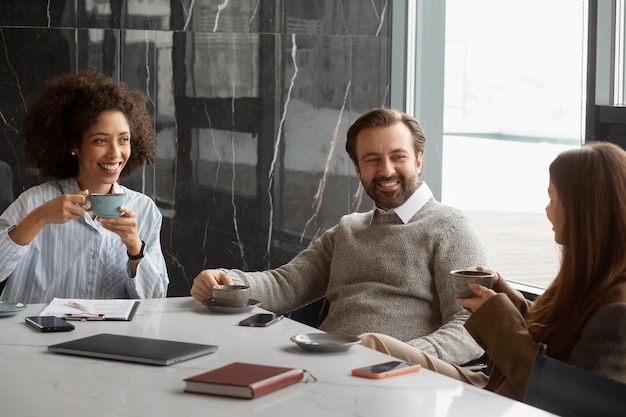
left=73, top=110, right=131, bottom=194
left=354, top=122, right=422, bottom=210
left=546, top=179, right=565, bottom=244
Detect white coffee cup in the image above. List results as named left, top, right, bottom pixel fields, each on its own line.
left=450, top=269, right=495, bottom=298
left=212, top=285, right=251, bottom=307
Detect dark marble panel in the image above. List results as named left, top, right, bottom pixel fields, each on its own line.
left=285, top=0, right=389, bottom=36
left=0, top=27, right=75, bottom=196
left=78, top=0, right=173, bottom=31
left=0, top=0, right=391, bottom=300
left=0, top=1, right=76, bottom=28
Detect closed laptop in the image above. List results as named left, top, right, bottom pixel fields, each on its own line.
left=48, top=333, right=218, bottom=366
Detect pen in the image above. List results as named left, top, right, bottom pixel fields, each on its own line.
left=65, top=313, right=105, bottom=321
left=66, top=301, right=95, bottom=314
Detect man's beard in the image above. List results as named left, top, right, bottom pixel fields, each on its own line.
left=363, top=173, right=419, bottom=210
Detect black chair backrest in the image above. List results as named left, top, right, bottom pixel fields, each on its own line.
left=524, top=347, right=626, bottom=417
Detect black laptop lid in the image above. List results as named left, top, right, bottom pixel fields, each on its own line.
left=48, top=333, right=218, bottom=366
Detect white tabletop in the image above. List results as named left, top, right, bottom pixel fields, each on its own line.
left=0, top=297, right=554, bottom=417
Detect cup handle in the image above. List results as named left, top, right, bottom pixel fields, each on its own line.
left=75, top=196, right=91, bottom=210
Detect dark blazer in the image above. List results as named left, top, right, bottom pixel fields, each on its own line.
left=462, top=278, right=626, bottom=400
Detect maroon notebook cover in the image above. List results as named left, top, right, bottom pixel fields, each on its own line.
left=184, top=362, right=305, bottom=399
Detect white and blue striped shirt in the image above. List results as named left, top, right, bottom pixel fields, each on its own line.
left=0, top=178, right=169, bottom=303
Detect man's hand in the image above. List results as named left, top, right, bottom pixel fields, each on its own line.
left=191, top=270, right=234, bottom=301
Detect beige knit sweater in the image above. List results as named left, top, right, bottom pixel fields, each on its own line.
left=227, top=198, right=488, bottom=364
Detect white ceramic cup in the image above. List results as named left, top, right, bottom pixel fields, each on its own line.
left=450, top=269, right=495, bottom=298
left=212, top=285, right=251, bottom=307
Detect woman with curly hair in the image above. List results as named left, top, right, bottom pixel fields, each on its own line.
left=359, top=141, right=626, bottom=401
left=0, top=70, right=169, bottom=303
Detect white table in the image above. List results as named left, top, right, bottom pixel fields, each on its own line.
left=0, top=297, right=555, bottom=416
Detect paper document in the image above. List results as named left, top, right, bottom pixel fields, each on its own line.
left=38, top=297, right=140, bottom=321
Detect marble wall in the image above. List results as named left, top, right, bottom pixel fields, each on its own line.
left=0, top=0, right=391, bottom=301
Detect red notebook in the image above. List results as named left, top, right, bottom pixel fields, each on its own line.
left=183, top=362, right=305, bottom=399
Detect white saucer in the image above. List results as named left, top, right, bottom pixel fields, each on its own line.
left=202, top=298, right=261, bottom=314
left=290, top=333, right=361, bottom=353
left=0, top=301, right=27, bottom=317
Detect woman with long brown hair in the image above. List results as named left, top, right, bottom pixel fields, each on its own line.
left=359, top=141, right=626, bottom=400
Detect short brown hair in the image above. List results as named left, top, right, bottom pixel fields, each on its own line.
left=345, top=107, right=425, bottom=165
left=22, top=70, right=156, bottom=179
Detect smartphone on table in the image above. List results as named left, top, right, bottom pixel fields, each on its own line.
left=238, top=313, right=284, bottom=327
left=351, top=360, right=422, bottom=379
left=25, top=316, right=75, bottom=333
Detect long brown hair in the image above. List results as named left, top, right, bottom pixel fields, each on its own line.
left=526, top=142, right=626, bottom=353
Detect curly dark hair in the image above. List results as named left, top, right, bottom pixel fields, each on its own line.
left=22, top=70, right=157, bottom=179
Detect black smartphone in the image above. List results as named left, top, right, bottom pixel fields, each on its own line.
left=351, top=360, right=421, bottom=379
left=25, top=316, right=75, bottom=333
left=238, top=313, right=284, bottom=327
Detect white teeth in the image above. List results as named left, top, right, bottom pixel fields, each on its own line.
left=100, top=163, right=119, bottom=171
left=380, top=181, right=398, bottom=187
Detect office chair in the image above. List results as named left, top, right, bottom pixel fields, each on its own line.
left=523, top=344, right=626, bottom=417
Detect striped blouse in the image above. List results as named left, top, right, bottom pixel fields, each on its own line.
left=0, top=178, right=169, bottom=304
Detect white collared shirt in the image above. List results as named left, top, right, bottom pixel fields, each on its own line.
left=374, top=182, right=433, bottom=224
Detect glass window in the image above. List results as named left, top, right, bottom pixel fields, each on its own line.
left=440, top=0, right=586, bottom=288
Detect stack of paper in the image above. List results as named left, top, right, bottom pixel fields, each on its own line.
left=38, top=297, right=140, bottom=321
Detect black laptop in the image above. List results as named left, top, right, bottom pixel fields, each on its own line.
left=48, top=333, right=218, bottom=366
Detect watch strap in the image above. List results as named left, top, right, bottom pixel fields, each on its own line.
left=128, top=240, right=146, bottom=260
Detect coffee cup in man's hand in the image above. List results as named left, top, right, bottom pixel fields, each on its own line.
left=212, top=285, right=251, bottom=307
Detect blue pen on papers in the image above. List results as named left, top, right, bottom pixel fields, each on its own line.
left=66, top=301, right=95, bottom=314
